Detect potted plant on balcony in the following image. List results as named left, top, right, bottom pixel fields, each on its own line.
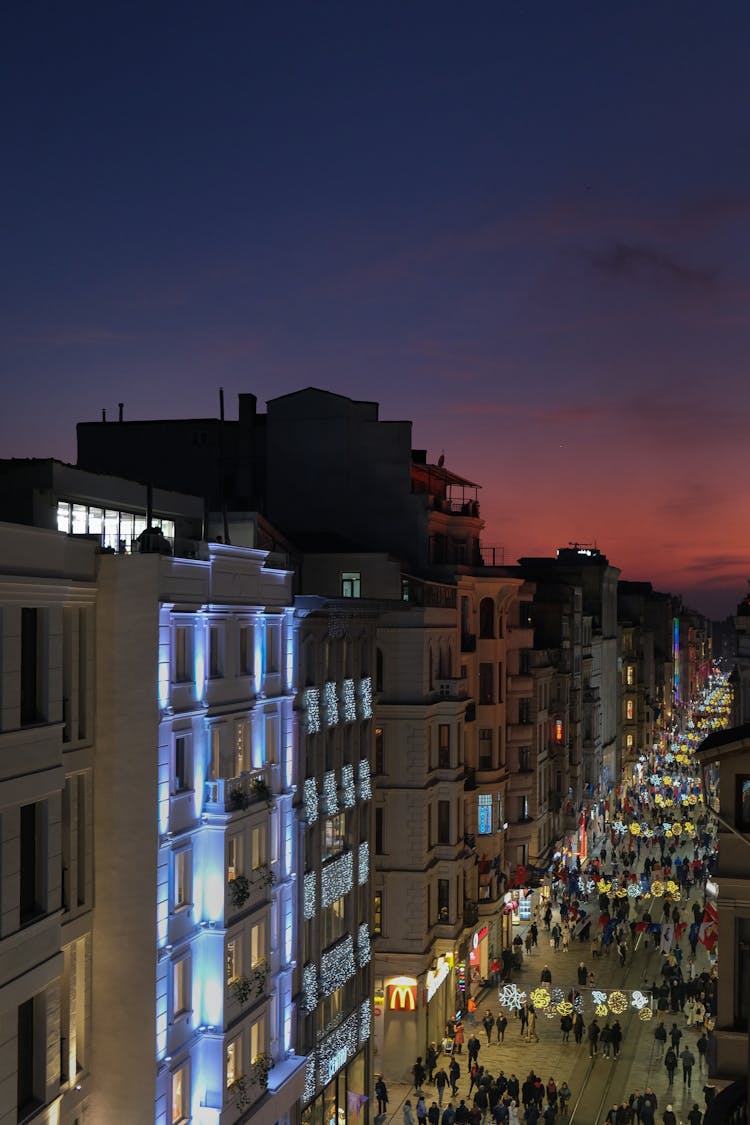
left=250, top=1053, right=273, bottom=1090
left=251, top=862, right=276, bottom=890
left=228, top=1075, right=250, bottom=1110
left=250, top=775, right=273, bottom=807
left=231, top=974, right=254, bottom=1007
left=251, top=958, right=269, bottom=998
left=228, top=784, right=251, bottom=811
left=228, top=873, right=250, bottom=909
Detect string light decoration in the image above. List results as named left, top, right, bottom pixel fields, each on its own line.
left=357, top=922, right=371, bottom=967
left=320, top=935, right=355, bottom=997
left=343, top=679, right=357, bottom=724
left=556, top=1000, right=572, bottom=1016
left=304, top=778, right=319, bottom=824
left=630, top=991, right=649, bottom=1010
left=302, top=962, right=319, bottom=1013
left=498, top=983, right=526, bottom=1010
left=358, top=676, right=372, bottom=720
left=550, top=988, right=565, bottom=1007
left=530, top=988, right=551, bottom=1009
left=595, top=1003, right=608, bottom=1017
left=340, top=763, right=356, bottom=808
left=358, top=841, right=369, bottom=885
left=322, top=852, right=353, bottom=909
left=358, top=758, right=372, bottom=801
left=304, top=688, right=321, bottom=734
left=360, top=998, right=371, bottom=1044
left=608, top=990, right=628, bottom=1014
left=316, top=1011, right=359, bottom=1087
left=303, top=871, right=316, bottom=920
left=639, top=1006, right=653, bottom=1021
left=322, top=771, right=338, bottom=817
left=573, top=994, right=584, bottom=1015
left=323, top=681, right=339, bottom=726
left=304, top=1057, right=316, bottom=1103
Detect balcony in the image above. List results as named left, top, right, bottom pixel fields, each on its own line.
left=508, top=674, right=533, bottom=695
left=204, top=770, right=269, bottom=814
left=435, top=677, right=468, bottom=700
left=463, top=902, right=479, bottom=928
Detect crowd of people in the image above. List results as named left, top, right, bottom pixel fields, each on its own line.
left=379, top=683, right=726, bottom=1125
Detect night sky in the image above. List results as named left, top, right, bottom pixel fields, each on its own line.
left=3, top=3, right=750, bottom=617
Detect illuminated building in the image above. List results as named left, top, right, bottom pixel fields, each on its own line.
left=0, top=522, right=97, bottom=1125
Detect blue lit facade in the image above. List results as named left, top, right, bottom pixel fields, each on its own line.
left=151, top=547, right=307, bottom=1125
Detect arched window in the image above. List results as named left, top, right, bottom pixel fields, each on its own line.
left=479, top=597, right=495, bottom=639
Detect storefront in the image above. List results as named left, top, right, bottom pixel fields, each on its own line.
left=468, top=925, right=489, bottom=994
left=424, top=954, right=453, bottom=1047
left=301, top=1050, right=368, bottom=1125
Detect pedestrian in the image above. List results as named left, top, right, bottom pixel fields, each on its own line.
left=588, top=1018, right=600, bottom=1057
left=544, top=903, right=553, bottom=930
left=545, top=1079, right=557, bottom=1109
left=687, top=1104, right=703, bottom=1125
left=436, top=1068, right=449, bottom=1106
left=429, top=1103, right=441, bottom=1125
left=496, top=1013, right=507, bottom=1043
left=540, top=965, right=552, bottom=985
left=468, top=1035, right=481, bottom=1066
left=530, top=922, right=539, bottom=948
left=455, top=1101, right=469, bottom=1125
left=662, top=1105, right=676, bottom=1125
left=418, top=1096, right=428, bottom=1125
left=601, top=1023, right=612, bottom=1059
left=469, top=1063, right=482, bottom=1095
left=519, top=1006, right=529, bottom=1037
left=611, top=1020, right=622, bottom=1059
left=413, top=1058, right=427, bottom=1091
left=664, top=1047, right=677, bottom=1086
left=454, top=1023, right=465, bottom=1055
left=427, top=1043, right=438, bottom=1082
left=561, top=923, right=570, bottom=953
left=573, top=1012, right=584, bottom=1045
left=669, top=1024, right=682, bottom=1051
left=605, top=1106, right=619, bottom=1125
left=404, top=1101, right=416, bottom=1125
left=680, top=1046, right=695, bottom=1087
left=474, top=1085, right=489, bottom=1125
left=654, top=1021, right=667, bottom=1059
left=560, top=1013, right=572, bottom=1042
left=526, top=1008, right=538, bottom=1043
left=525, top=931, right=533, bottom=956
left=483, top=1011, right=495, bottom=1044
left=375, top=1077, right=389, bottom=1115
left=442, top=1105, right=456, bottom=1125
left=577, top=962, right=588, bottom=986
left=558, top=1083, right=571, bottom=1117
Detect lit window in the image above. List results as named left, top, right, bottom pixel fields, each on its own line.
left=227, top=836, right=242, bottom=882
left=56, top=501, right=72, bottom=533
left=341, top=572, right=361, bottom=598
left=373, top=891, right=382, bottom=936
left=250, top=1018, right=265, bottom=1063
left=251, top=921, right=266, bottom=967
left=477, top=793, right=493, bottom=834
left=626, top=665, right=634, bottom=686
left=554, top=719, right=564, bottom=743
left=174, top=850, right=190, bottom=909
left=209, top=726, right=222, bottom=780
left=226, top=936, right=241, bottom=984
left=172, top=1064, right=189, bottom=1124
left=227, top=1037, right=241, bottom=1087
left=235, top=721, right=249, bottom=776
left=265, top=715, right=278, bottom=766
left=626, top=700, right=634, bottom=720
left=626, top=734, right=634, bottom=750
left=172, top=958, right=189, bottom=1018
left=251, top=826, right=265, bottom=870
left=322, top=813, right=346, bottom=861
left=173, top=736, right=191, bottom=793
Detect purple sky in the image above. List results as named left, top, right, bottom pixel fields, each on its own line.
left=2, top=2, right=749, bottom=617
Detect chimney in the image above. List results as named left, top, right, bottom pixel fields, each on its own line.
left=101, top=408, right=106, bottom=422
left=118, top=402, right=124, bottom=422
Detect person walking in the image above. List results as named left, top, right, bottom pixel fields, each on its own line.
left=496, top=1013, right=508, bottom=1043
left=454, top=1023, right=465, bottom=1055
left=429, top=1103, right=441, bottom=1125
left=560, top=1013, right=572, bottom=1043
left=687, top=1105, right=703, bottom=1125
left=418, top=1095, right=428, bottom=1125
left=611, top=1020, right=623, bottom=1060
left=661, top=1106, right=676, bottom=1125
left=601, top=1023, right=613, bottom=1059
left=654, top=1021, right=667, bottom=1059
left=696, top=1032, right=708, bottom=1070
left=680, top=1046, right=695, bottom=1088
left=664, top=1047, right=677, bottom=1087
left=449, top=1059, right=460, bottom=1098
left=558, top=1083, right=571, bottom=1117
left=468, top=1035, right=481, bottom=1067
left=551, top=923, right=561, bottom=951
left=413, top=1058, right=427, bottom=1091
left=526, top=1008, right=538, bottom=1043
left=404, top=1101, right=416, bottom=1125
left=669, top=1024, right=682, bottom=1052
left=540, top=965, right=552, bottom=986
left=588, top=1018, right=601, bottom=1058
left=519, top=1006, right=529, bottom=1038
left=427, top=1043, right=439, bottom=1082
left=577, top=962, right=588, bottom=986
left=573, top=1012, right=585, bottom=1045
left=436, top=1067, right=449, bottom=1106
left=483, top=1011, right=495, bottom=1044
left=375, top=1077, right=389, bottom=1116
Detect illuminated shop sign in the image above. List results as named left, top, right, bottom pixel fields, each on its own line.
left=388, top=983, right=417, bottom=1010
left=425, top=955, right=452, bottom=1003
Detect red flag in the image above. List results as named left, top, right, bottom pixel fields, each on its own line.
left=698, top=902, right=718, bottom=951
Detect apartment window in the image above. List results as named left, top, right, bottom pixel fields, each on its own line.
left=477, top=793, right=493, bottom=834
left=478, top=729, right=493, bottom=770
left=20, top=802, right=43, bottom=926
left=20, top=608, right=40, bottom=725
left=173, top=736, right=191, bottom=794
left=375, top=727, right=384, bottom=775
left=554, top=718, right=564, bottom=743
left=226, top=936, right=241, bottom=984
left=438, top=724, right=450, bottom=768
left=234, top=721, right=249, bottom=776
left=518, top=698, right=532, bottom=724
left=479, top=598, right=494, bottom=639
left=174, top=850, right=190, bottom=910
left=239, top=625, right=251, bottom=676
left=265, top=715, right=278, bottom=766
left=322, top=895, right=346, bottom=947
left=250, top=920, right=265, bottom=967
left=174, top=626, right=190, bottom=684
left=626, top=665, right=634, bottom=686
left=516, top=844, right=528, bottom=866
left=323, top=813, right=346, bottom=861
left=519, top=649, right=531, bottom=675
left=497, top=726, right=504, bottom=767
left=737, top=776, right=750, bottom=829
left=250, top=1018, right=265, bottom=1064
left=626, top=700, right=634, bottom=720
left=519, top=796, right=529, bottom=820
left=266, top=624, right=280, bottom=674
left=209, top=727, right=222, bottom=780
left=735, top=918, right=750, bottom=1030
left=519, top=748, right=530, bottom=772
left=172, top=957, right=190, bottom=1019
left=209, top=626, right=223, bottom=678
left=479, top=663, right=494, bottom=705
left=519, top=602, right=533, bottom=627
left=626, top=734, right=634, bottom=751
left=373, top=891, right=382, bottom=936
left=226, top=1037, right=241, bottom=1087
left=437, top=878, right=450, bottom=922
left=251, top=826, right=265, bottom=870
left=227, top=836, right=243, bottom=882
left=497, top=661, right=503, bottom=703
left=172, top=1064, right=189, bottom=1124
left=375, top=807, right=384, bottom=855
left=437, top=800, right=451, bottom=844
left=341, top=572, right=361, bottom=598
left=17, top=997, right=37, bottom=1118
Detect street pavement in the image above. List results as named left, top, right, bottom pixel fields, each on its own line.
left=379, top=840, right=713, bottom=1125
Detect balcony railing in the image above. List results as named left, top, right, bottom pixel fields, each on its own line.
left=204, top=770, right=268, bottom=814
left=463, top=902, right=479, bottom=928
left=480, top=546, right=505, bottom=566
